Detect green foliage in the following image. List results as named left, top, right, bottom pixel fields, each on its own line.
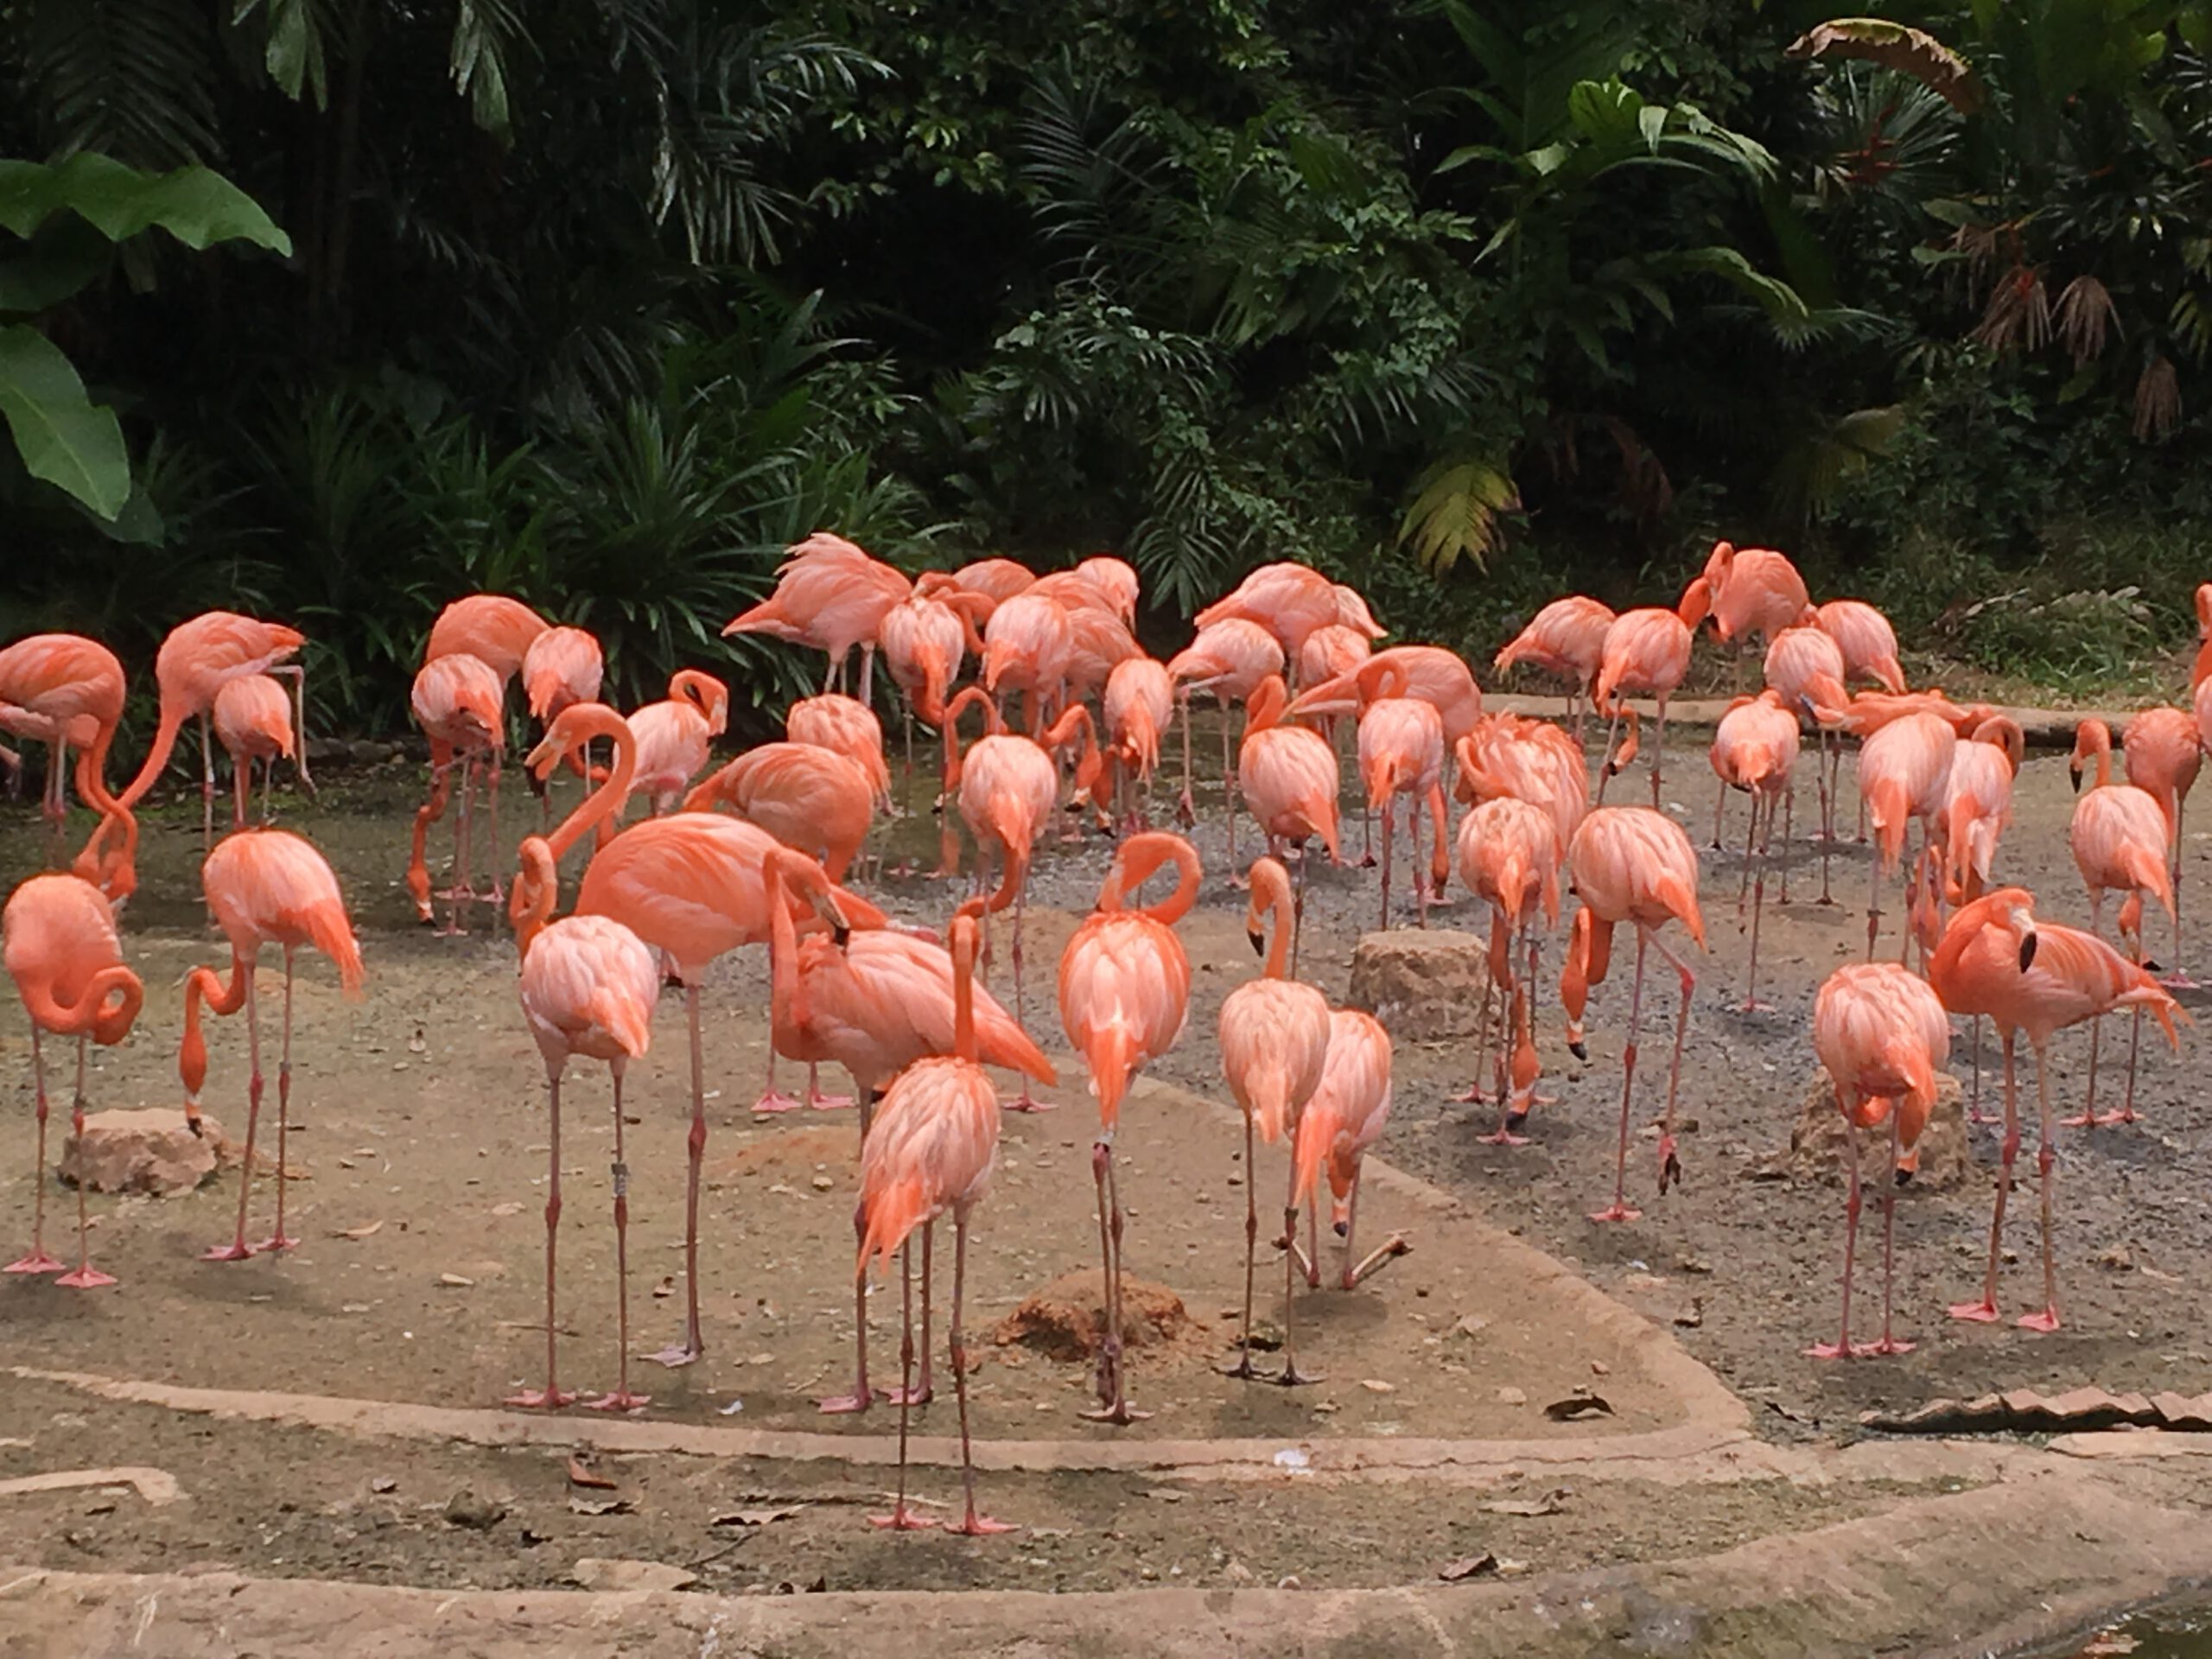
left=9, top=0, right=2212, bottom=723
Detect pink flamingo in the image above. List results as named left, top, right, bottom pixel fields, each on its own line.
left=1682, top=543, right=1808, bottom=685
left=1289, top=1009, right=1405, bottom=1291
left=687, top=741, right=874, bottom=887
left=211, top=676, right=297, bottom=830
left=1492, top=596, right=1616, bottom=744
left=1859, top=712, right=1956, bottom=961
left=520, top=626, right=604, bottom=825
left=425, top=595, right=550, bottom=861
left=855, top=906, right=1015, bottom=1537
left=1100, top=656, right=1173, bottom=831
left=1217, top=855, right=1332, bottom=1383
left=407, top=652, right=505, bottom=933
left=0, top=633, right=125, bottom=874
left=2122, top=704, right=2202, bottom=976
left=1708, top=690, right=1798, bottom=1009
left=1937, top=715, right=2027, bottom=1126
left=510, top=904, right=660, bottom=1411
left=1058, top=832, right=1199, bottom=1421
left=626, top=670, right=729, bottom=817
left=916, top=558, right=1036, bottom=620
left=1814, top=600, right=1907, bottom=693
left=1166, top=618, right=1283, bottom=867
left=1560, top=806, right=1705, bottom=1221
left=1592, top=596, right=1700, bottom=808
left=117, top=611, right=311, bottom=861
left=878, top=590, right=983, bottom=795
left=723, top=533, right=912, bottom=697
left=1806, top=961, right=1949, bottom=1357
left=1932, top=890, right=2181, bottom=1331
left=2066, top=718, right=2175, bottom=1128
left=1454, top=796, right=1560, bottom=1141
left=1198, top=562, right=1378, bottom=665
left=1238, top=674, right=1342, bottom=968
left=1356, top=669, right=1447, bottom=928
left=789, top=693, right=893, bottom=813
left=3, top=861, right=143, bottom=1286
left=1758, top=623, right=1851, bottom=894
left=182, top=830, right=365, bottom=1262
left=981, top=590, right=1075, bottom=737
left=760, top=850, right=1052, bottom=1414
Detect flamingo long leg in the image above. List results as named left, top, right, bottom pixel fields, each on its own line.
left=1742, top=792, right=1772, bottom=1012
left=652, top=983, right=707, bottom=1366
left=1807, top=1113, right=1860, bottom=1358
left=1274, top=1154, right=1318, bottom=1388
left=887, top=1222, right=935, bottom=1407
left=1868, top=1109, right=1914, bottom=1355
left=205, top=959, right=263, bottom=1262
left=588, top=1065, right=650, bottom=1411
left=1592, top=929, right=1649, bottom=1224
left=1223, top=1112, right=1263, bottom=1379
left=2019, top=1038, right=2063, bottom=1332
left=1594, top=706, right=1622, bottom=806
left=251, top=944, right=300, bottom=1253
left=505, top=1061, right=574, bottom=1408
left=1649, top=929, right=1695, bottom=1195
left=53, top=1037, right=115, bottom=1287
left=4, top=1026, right=61, bottom=1275
left=270, top=664, right=313, bottom=799
left=1814, top=729, right=1834, bottom=905
left=945, top=1214, right=1013, bottom=1534
left=1220, top=696, right=1239, bottom=884
left=1650, top=700, right=1668, bottom=809
left=1950, top=1028, right=2017, bottom=1321
left=868, top=1243, right=931, bottom=1530
left=1376, top=799, right=1395, bottom=931
left=200, top=713, right=215, bottom=856
left=1710, top=775, right=1727, bottom=851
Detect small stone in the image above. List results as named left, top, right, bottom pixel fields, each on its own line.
left=572, top=1558, right=696, bottom=1593
left=370, top=1478, right=397, bottom=1494
left=809, top=1174, right=834, bottom=1192
left=59, top=1109, right=221, bottom=1196
left=1359, top=1379, right=1395, bottom=1394
left=1497, top=1386, right=1527, bottom=1406
left=1344, top=929, right=1493, bottom=1040
left=444, top=1491, right=505, bottom=1530
left=2098, top=1245, right=2135, bottom=1272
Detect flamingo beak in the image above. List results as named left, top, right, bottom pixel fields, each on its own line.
left=1568, top=1039, right=1589, bottom=1062
left=2069, top=764, right=2082, bottom=794
left=2018, top=931, right=2038, bottom=972
left=1247, top=927, right=1266, bottom=957
left=832, top=922, right=852, bottom=949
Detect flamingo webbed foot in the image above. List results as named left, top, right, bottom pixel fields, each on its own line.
left=3, top=1249, right=64, bottom=1274
left=505, top=1387, right=578, bottom=1409
left=1587, top=1204, right=1642, bottom=1224
left=584, top=1389, right=652, bottom=1412
left=868, top=1508, right=938, bottom=1531
left=1946, top=1298, right=2001, bottom=1324
left=251, top=1233, right=300, bottom=1255
left=54, top=1264, right=117, bottom=1289
left=1273, top=1363, right=1321, bottom=1388
left=816, top=1387, right=886, bottom=1414
left=751, top=1090, right=806, bottom=1114
left=946, top=1513, right=1018, bottom=1536
left=2016, top=1307, right=2062, bottom=1333
left=202, top=1240, right=256, bottom=1262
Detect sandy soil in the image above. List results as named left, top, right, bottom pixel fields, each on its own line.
left=0, top=715, right=2202, bottom=1596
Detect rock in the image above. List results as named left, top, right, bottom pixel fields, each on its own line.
left=443, top=1491, right=505, bottom=1530
left=348, top=739, right=389, bottom=766
left=991, top=1269, right=1195, bottom=1362
left=59, top=1109, right=222, bottom=1196
left=572, top=1558, right=696, bottom=1593
left=1344, top=928, right=1492, bottom=1040
left=1786, top=1069, right=1975, bottom=1192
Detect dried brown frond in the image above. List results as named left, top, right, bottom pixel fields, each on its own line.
left=2133, top=355, right=2181, bottom=442
left=1600, top=416, right=1674, bottom=528
left=2054, top=275, right=2118, bottom=367
left=1970, top=266, right=2050, bottom=354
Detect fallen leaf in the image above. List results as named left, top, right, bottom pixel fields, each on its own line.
left=711, top=1505, right=804, bottom=1527
left=438, top=1273, right=474, bottom=1288
left=567, top=1456, right=617, bottom=1491
left=1481, top=1487, right=1569, bottom=1517
left=651, top=1276, right=675, bottom=1300
left=370, top=1477, right=397, bottom=1495
left=1359, top=1379, right=1395, bottom=1394
left=1542, top=1392, right=1614, bottom=1422
left=566, top=1496, right=633, bottom=1516
left=1437, top=1553, right=1497, bottom=1581
left=408, top=1029, right=427, bottom=1056
left=491, top=1202, right=523, bottom=1218
left=1590, top=1361, right=1611, bottom=1377
left=718, top=1398, right=746, bottom=1416
left=329, top=1220, right=384, bottom=1241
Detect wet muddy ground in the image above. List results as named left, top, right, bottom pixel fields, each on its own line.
left=0, top=710, right=2203, bottom=1596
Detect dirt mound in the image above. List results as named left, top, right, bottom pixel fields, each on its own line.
left=709, top=1124, right=855, bottom=1182
left=990, top=1269, right=1200, bottom=1362
left=1786, top=1068, right=1977, bottom=1192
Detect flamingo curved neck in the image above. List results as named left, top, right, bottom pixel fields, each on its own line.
left=546, top=709, right=637, bottom=860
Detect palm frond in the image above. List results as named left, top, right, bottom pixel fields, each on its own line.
left=23, top=0, right=220, bottom=168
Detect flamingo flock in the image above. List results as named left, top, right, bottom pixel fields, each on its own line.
left=6, top=531, right=2211, bottom=1537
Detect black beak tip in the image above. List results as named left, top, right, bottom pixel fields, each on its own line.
left=1568, top=1040, right=1589, bottom=1062
left=833, top=925, right=851, bottom=949
left=2069, top=767, right=2082, bottom=792
left=2018, top=935, right=2038, bottom=971
left=1247, top=929, right=1266, bottom=957
left=1505, top=1109, right=1529, bottom=1131
left=1895, top=1166, right=1914, bottom=1188
left=1332, top=1220, right=1349, bottom=1237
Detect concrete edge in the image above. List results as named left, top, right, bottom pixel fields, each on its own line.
left=1, top=1478, right=2205, bottom=1658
